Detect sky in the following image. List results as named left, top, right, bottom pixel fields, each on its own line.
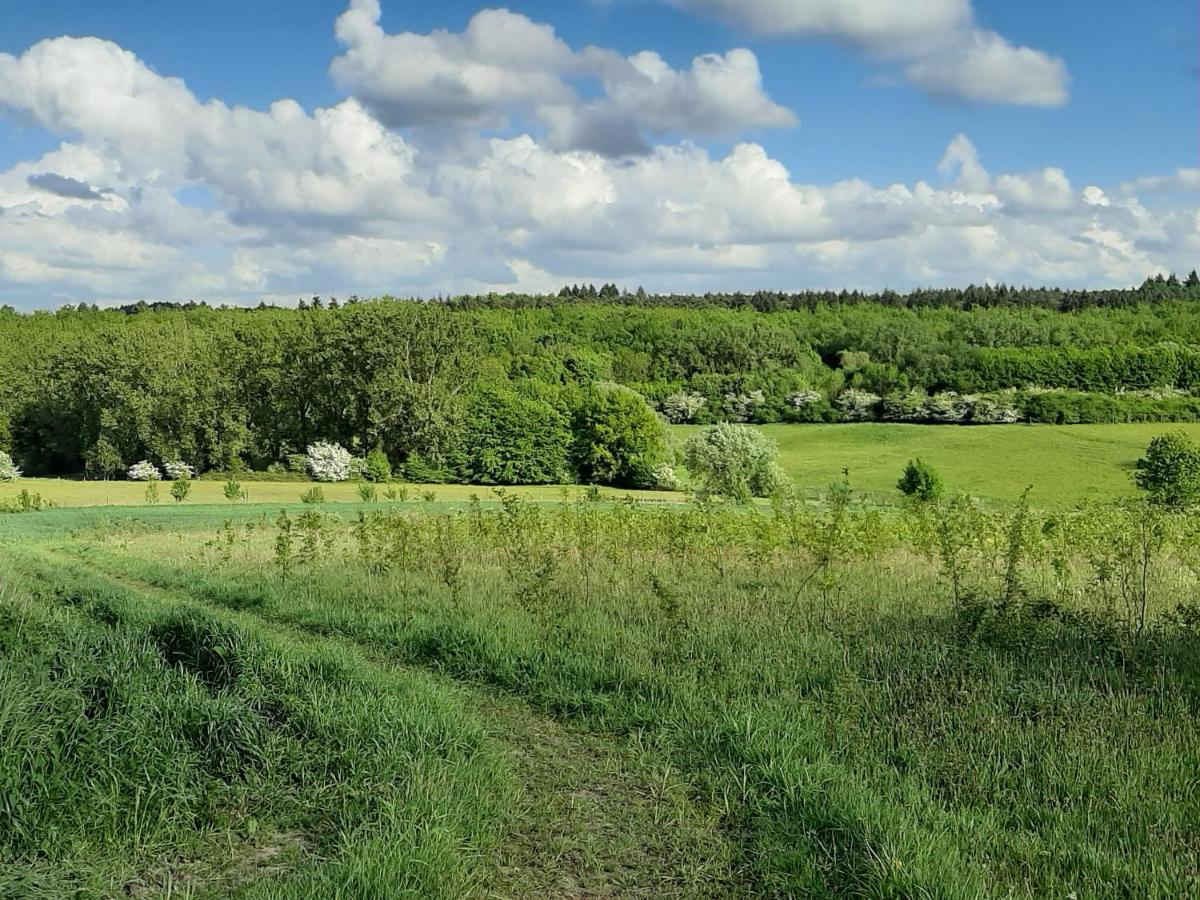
left=0, top=0, right=1196, bottom=307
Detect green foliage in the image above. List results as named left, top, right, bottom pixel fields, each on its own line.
left=401, top=452, right=458, bottom=484
left=362, top=448, right=393, bottom=483
left=683, top=423, right=785, bottom=501
left=357, top=483, right=378, bottom=503
left=1135, top=432, right=1200, bottom=508
left=83, top=437, right=123, bottom=481
left=300, top=486, right=326, bottom=505
left=0, top=489, right=48, bottom=513
left=9, top=294, right=1200, bottom=486
left=897, top=458, right=945, bottom=502
left=144, top=481, right=160, bottom=505
left=455, top=386, right=572, bottom=485
left=572, top=384, right=668, bottom=488
left=170, top=477, right=192, bottom=503
left=223, top=477, right=247, bottom=502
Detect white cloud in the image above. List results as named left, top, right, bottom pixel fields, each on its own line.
left=666, top=0, right=1069, bottom=107
left=329, top=1, right=794, bottom=155
left=0, top=26, right=1192, bottom=306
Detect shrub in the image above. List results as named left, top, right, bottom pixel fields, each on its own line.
left=684, top=423, right=785, bottom=501
left=300, top=486, right=325, bottom=504
left=170, top=478, right=192, bottom=503
left=835, top=388, right=881, bottom=422
left=286, top=453, right=310, bottom=474
left=164, top=460, right=197, bottom=480
left=722, top=390, right=766, bottom=423
left=898, top=458, right=945, bottom=502
left=455, top=386, right=573, bottom=485
left=357, top=483, right=378, bottom=502
left=144, top=481, right=160, bottom=504
left=648, top=462, right=680, bottom=491
left=573, top=384, right=669, bottom=488
left=306, top=442, right=352, bottom=482
left=0, top=450, right=20, bottom=482
left=127, top=460, right=162, bottom=481
left=84, top=438, right=122, bottom=480
left=659, top=392, right=706, bottom=424
left=401, top=452, right=458, bottom=484
left=223, top=477, right=247, bottom=502
left=1135, top=432, right=1200, bottom=508
left=363, top=448, right=393, bottom=483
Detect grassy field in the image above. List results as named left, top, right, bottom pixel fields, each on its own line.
left=674, top=422, right=1200, bottom=505
left=1, top=492, right=1197, bottom=897
left=1, top=423, right=1192, bottom=512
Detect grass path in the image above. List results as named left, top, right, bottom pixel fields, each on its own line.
left=34, top=546, right=742, bottom=898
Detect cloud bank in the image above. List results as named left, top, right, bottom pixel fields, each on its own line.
left=0, top=3, right=1190, bottom=307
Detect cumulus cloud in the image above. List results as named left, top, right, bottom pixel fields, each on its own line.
left=330, top=0, right=794, bottom=154
left=0, top=23, right=1191, bottom=306
left=666, top=0, right=1069, bottom=107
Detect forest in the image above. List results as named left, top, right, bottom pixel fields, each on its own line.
left=6, top=274, right=1200, bottom=481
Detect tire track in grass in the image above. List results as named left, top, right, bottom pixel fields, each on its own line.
left=33, top=546, right=746, bottom=899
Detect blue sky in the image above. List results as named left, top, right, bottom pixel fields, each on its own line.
left=0, top=0, right=1196, bottom=305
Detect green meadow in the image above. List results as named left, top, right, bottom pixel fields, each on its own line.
left=1, top=478, right=1198, bottom=897
left=5, top=422, right=1197, bottom=511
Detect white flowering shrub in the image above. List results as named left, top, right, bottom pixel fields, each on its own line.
left=881, top=391, right=929, bottom=422
left=684, top=423, right=785, bottom=501
left=659, top=392, right=707, bottom=424
left=723, top=390, right=766, bottom=423
left=0, top=450, right=21, bottom=482
left=925, top=393, right=971, bottom=423
left=648, top=462, right=680, bottom=491
left=127, top=460, right=162, bottom=481
left=307, top=441, right=352, bottom=482
left=969, top=394, right=1020, bottom=424
left=786, top=390, right=824, bottom=409
left=164, top=460, right=197, bottom=480
left=836, top=389, right=881, bottom=421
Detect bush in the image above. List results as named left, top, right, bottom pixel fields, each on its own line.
left=455, top=386, right=573, bottom=485
left=164, top=460, right=197, bottom=480
left=127, top=460, right=162, bottom=481
left=286, top=453, right=310, bottom=474
left=684, top=423, right=785, bottom=501
left=306, top=442, right=352, bottom=482
left=223, top=477, right=247, bottom=502
left=300, top=486, right=326, bottom=504
left=659, top=392, right=706, bottom=424
left=84, top=438, right=122, bottom=480
left=898, top=458, right=945, bottom=502
left=1135, top=432, right=1200, bottom=508
left=572, top=384, right=669, bottom=488
left=401, top=452, right=458, bottom=484
left=362, top=448, right=393, bottom=483
left=170, top=478, right=192, bottom=503
left=835, top=389, right=881, bottom=422
left=0, top=450, right=20, bottom=482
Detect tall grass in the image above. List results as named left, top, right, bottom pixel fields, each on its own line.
left=0, top=558, right=508, bottom=898
left=17, top=491, right=1197, bottom=897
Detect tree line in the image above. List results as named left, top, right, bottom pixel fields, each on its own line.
left=4, top=288, right=1200, bottom=479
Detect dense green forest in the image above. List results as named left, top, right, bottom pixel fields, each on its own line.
left=5, top=273, right=1200, bottom=480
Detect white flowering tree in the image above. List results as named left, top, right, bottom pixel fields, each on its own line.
left=836, top=389, right=881, bottom=422
left=127, top=460, right=162, bottom=481
left=723, top=390, right=766, bottom=423
left=164, top=460, right=197, bottom=480
left=306, top=442, right=352, bottom=482
left=684, top=423, right=785, bottom=502
left=659, top=392, right=707, bottom=424
left=0, top=450, right=21, bottom=482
